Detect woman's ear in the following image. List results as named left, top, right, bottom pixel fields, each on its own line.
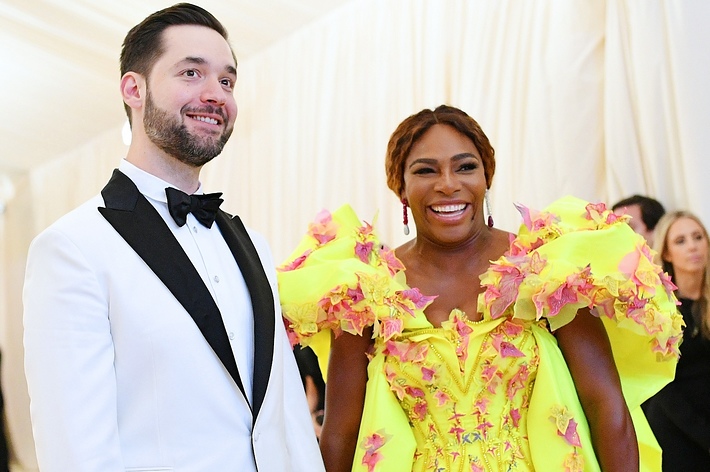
left=661, top=247, right=671, bottom=264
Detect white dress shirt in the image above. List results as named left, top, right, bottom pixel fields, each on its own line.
left=119, top=159, right=254, bottom=403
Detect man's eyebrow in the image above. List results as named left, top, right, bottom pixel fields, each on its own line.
left=180, top=56, right=206, bottom=65
left=179, top=56, right=237, bottom=76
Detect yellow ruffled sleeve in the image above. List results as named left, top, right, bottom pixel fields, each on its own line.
left=277, top=205, right=434, bottom=374
left=478, top=195, right=683, bottom=407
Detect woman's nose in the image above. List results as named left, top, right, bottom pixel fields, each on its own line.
left=434, top=170, right=460, bottom=194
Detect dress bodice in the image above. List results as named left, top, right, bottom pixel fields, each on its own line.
left=380, top=310, right=540, bottom=471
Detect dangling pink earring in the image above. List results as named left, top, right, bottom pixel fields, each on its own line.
left=402, top=199, right=410, bottom=235
left=485, top=189, right=494, bottom=228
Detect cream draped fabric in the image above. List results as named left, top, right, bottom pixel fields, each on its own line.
left=2, top=1, right=709, bottom=470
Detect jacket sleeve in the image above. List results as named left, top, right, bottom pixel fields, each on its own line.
left=23, top=227, right=124, bottom=472
left=249, top=230, right=325, bottom=471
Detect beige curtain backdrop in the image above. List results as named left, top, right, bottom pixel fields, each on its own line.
left=2, top=1, right=709, bottom=470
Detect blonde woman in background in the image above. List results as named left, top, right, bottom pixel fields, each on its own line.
left=646, top=211, right=710, bottom=471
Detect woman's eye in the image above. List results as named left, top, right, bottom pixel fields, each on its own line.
left=413, top=167, right=435, bottom=175
left=458, top=163, right=477, bottom=171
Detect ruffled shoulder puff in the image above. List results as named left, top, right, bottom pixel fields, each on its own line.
left=277, top=205, right=435, bottom=347
left=479, top=196, right=682, bottom=360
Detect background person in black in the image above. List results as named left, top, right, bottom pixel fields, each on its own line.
left=293, top=345, right=325, bottom=440
left=646, top=210, right=710, bottom=471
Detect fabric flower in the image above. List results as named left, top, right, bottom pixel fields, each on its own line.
left=277, top=249, right=312, bottom=272
left=360, top=430, right=391, bottom=472
left=378, top=246, right=406, bottom=275
left=307, top=209, right=338, bottom=245
left=564, top=450, right=584, bottom=472
left=550, top=406, right=582, bottom=447
left=355, top=241, right=375, bottom=263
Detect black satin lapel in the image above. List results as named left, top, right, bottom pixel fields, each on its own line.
left=215, top=211, right=275, bottom=420
left=97, top=170, right=248, bottom=402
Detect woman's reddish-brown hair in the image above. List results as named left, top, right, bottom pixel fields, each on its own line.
left=385, top=105, right=495, bottom=198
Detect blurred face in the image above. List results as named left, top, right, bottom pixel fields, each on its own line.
left=143, top=25, right=238, bottom=166
left=613, top=204, right=653, bottom=244
left=402, top=124, right=487, bottom=246
left=663, top=217, right=709, bottom=275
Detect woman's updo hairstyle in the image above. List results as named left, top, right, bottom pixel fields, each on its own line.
left=385, top=105, right=495, bottom=198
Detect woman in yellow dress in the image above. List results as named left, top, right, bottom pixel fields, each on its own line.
left=278, top=105, right=682, bottom=471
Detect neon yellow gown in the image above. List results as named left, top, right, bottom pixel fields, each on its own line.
left=278, top=196, right=682, bottom=472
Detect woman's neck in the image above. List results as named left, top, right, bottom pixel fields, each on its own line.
left=673, top=269, right=704, bottom=300
left=408, top=229, right=492, bottom=271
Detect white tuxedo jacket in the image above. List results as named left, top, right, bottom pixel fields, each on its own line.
left=24, top=170, right=324, bottom=472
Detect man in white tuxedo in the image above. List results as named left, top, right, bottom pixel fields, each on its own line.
left=23, top=4, right=323, bottom=471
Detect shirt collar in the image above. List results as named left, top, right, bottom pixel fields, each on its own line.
left=118, top=159, right=204, bottom=204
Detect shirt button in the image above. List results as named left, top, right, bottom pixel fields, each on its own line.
left=192, top=226, right=198, bottom=233
left=214, top=275, right=220, bottom=283
left=228, top=332, right=235, bottom=340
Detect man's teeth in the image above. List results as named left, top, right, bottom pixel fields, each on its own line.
left=432, top=204, right=466, bottom=213
left=192, top=116, right=218, bottom=125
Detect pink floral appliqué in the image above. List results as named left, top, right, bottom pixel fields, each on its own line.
left=441, top=310, right=474, bottom=370
left=491, top=332, right=525, bottom=358
left=377, top=245, right=406, bottom=276
left=484, top=263, right=525, bottom=318
left=550, top=406, right=582, bottom=447
left=307, top=209, right=338, bottom=245
left=355, top=241, right=375, bottom=263
left=584, top=201, right=608, bottom=221
left=434, top=390, right=450, bottom=407
left=515, top=202, right=560, bottom=232
left=360, top=430, right=391, bottom=472
left=277, top=249, right=313, bottom=272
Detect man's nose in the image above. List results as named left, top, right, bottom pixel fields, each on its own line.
left=201, top=79, right=227, bottom=105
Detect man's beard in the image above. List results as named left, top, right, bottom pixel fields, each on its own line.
left=143, top=89, right=233, bottom=167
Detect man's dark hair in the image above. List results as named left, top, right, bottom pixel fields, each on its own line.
left=119, top=3, right=235, bottom=123
left=612, top=194, right=666, bottom=231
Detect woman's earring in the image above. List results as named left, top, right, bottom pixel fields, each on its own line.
left=485, top=189, right=494, bottom=228
left=402, top=199, right=410, bottom=235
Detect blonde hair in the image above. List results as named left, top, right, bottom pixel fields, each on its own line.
left=653, top=210, right=710, bottom=339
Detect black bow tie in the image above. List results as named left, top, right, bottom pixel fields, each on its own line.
left=165, top=187, right=223, bottom=228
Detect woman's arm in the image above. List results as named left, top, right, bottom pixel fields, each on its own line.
left=319, top=327, right=373, bottom=472
left=555, top=308, right=638, bottom=472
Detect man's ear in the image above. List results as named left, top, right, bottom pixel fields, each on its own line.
left=120, top=72, right=145, bottom=113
